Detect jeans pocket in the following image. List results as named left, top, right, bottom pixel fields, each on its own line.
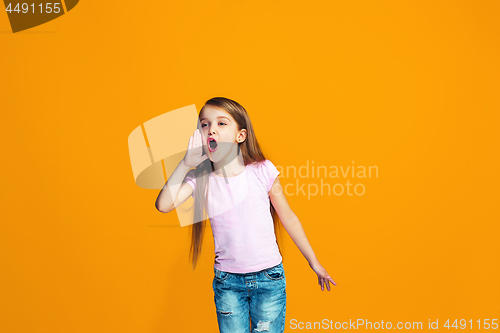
left=214, top=268, right=231, bottom=282
left=263, top=263, right=285, bottom=281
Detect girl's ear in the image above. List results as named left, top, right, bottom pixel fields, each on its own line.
left=237, top=129, right=247, bottom=143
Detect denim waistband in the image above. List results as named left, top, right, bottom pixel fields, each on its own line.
left=215, top=261, right=283, bottom=276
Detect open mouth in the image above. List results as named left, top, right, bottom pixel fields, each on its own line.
left=208, top=138, right=218, bottom=152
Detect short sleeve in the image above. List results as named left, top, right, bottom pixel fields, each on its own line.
left=183, top=169, right=197, bottom=194
left=261, top=160, right=280, bottom=192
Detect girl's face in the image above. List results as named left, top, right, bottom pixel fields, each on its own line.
left=199, top=105, right=246, bottom=163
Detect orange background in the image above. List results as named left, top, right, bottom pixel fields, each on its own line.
left=1, top=1, right=499, bottom=332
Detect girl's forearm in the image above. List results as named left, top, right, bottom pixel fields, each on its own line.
left=155, top=159, right=191, bottom=213
left=282, top=216, right=320, bottom=266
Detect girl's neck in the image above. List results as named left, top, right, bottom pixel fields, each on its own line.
left=213, top=149, right=246, bottom=178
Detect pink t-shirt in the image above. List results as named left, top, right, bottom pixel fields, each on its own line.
left=183, top=159, right=282, bottom=273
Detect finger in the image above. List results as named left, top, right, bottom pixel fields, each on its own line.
left=188, top=136, right=193, bottom=149
left=191, top=131, right=196, bottom=148
left=320, top=278, right=324, bottom=291
left=324, top=273, right=336, bottom=286
left=197, top=129, right=202, bottom=148
left=325, top=279, right=331, bottom=291
left=324, top=272, right=336, bottom=286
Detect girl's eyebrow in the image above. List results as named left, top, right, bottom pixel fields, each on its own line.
left=200, top=116, right=231, bottom=122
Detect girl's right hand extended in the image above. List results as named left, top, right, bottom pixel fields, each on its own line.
left=310, top=261, right=337, bottom=291
left=182, top=129, right=208, bottom=168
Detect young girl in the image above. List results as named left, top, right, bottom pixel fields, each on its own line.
left=156, top=97, right=336, bottom=333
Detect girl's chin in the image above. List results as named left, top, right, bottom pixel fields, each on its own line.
left=205, top=149, right=218, bottom=162
left=205, top=144, right=239, bottom=163
left=207, top=149, right=234, bottom=164
left=208, top=153, right=222, bottom=163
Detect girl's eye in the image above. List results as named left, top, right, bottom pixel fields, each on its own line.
left=200, top=122, right=225, bottom=127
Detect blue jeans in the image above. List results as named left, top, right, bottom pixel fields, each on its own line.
left=213, top=262, right=287, bottom=333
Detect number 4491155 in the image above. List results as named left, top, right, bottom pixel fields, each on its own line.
left=444, top=319, right=498, bottom=329
left=6, top=3, right=61, bottom=14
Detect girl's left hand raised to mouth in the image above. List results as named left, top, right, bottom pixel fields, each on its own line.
left=310, top=261, right=337, bottom=291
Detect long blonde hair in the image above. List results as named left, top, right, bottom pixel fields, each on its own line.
left=189, top=97, right=282, bottom=269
